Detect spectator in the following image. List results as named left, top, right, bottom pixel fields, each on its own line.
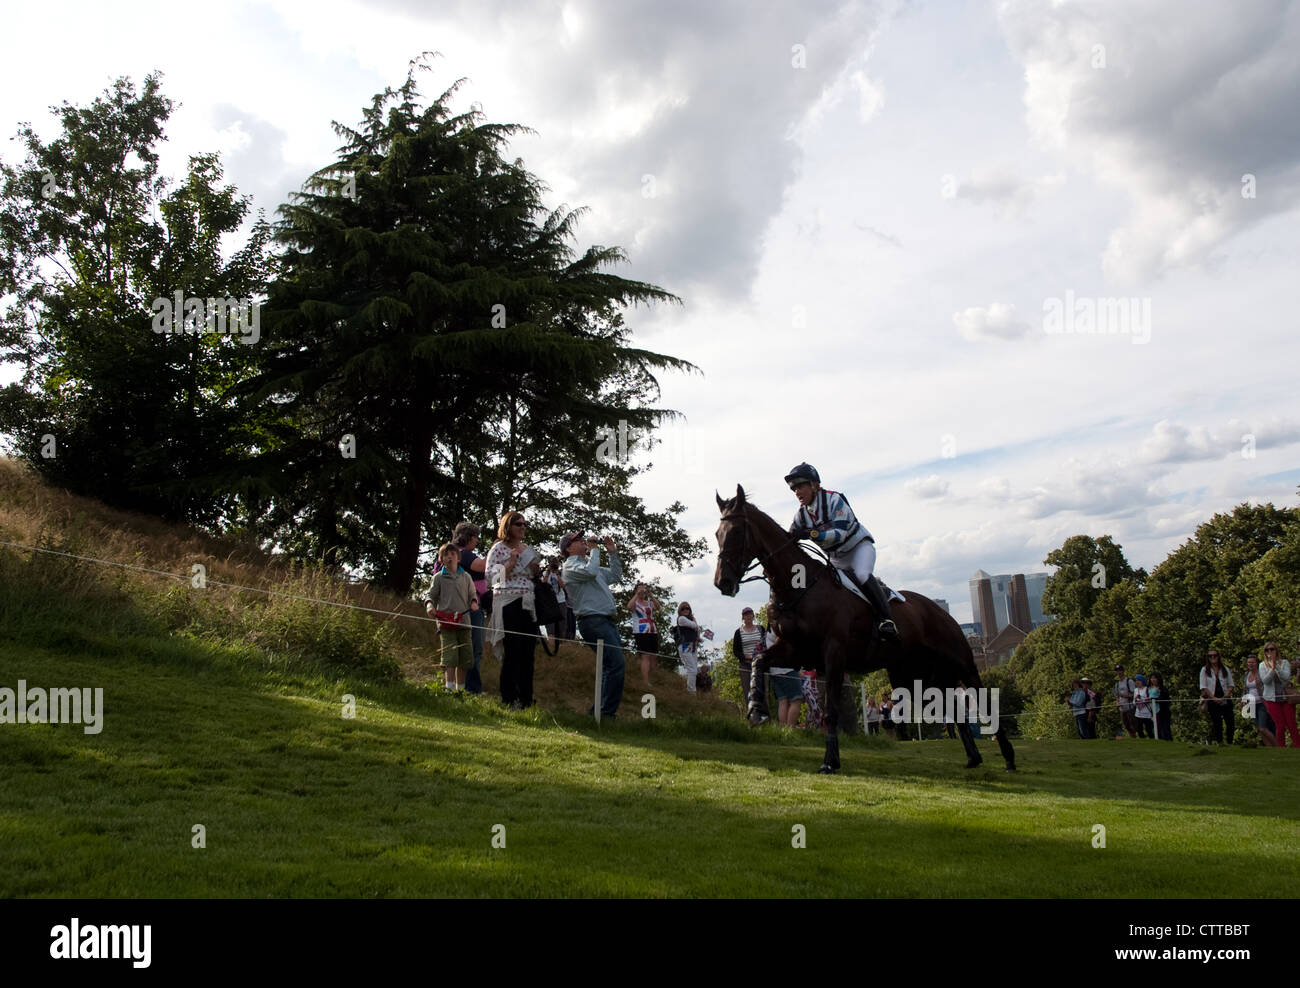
left=1242, top=655, right=1277, bottom=747
left=628, top=582, right=660, bottom=689
left=1069, top=678, right=1090, bottom=739
left=561, top=531, right=626, bottom=719
left=767, top=626, right=802, bottom=725
left=880, top=691, right=897, bottom=737
left=1259, top=641, right=1298, bottom=748
left=1132, top=674, right=1155, bottom=738
left=1148, top=673, right=1172, bottom=741
left=485, top=511, right=541, bottom=710
left=798, top=666, right=821, bottom=730
left=425, top=542, right=479, bottom=691
left=696, top=661, right=713, bottom=693
left=542, top=558, right=566, bottom=649
left=1082, top=677, right=1100, bottom=737
left=1199, top=649, right=1235, bottom=745
left=864, top=694, right=882, bottom=734
left=731, top=607, right=770, bottom=721
left=1114, top=665, right=1139, bottom=738
left=676, top=602, right=702, bottom=695
left=452, top=521, right=488, bottom=695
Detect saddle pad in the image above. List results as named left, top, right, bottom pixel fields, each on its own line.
left=829, top=568, right=906, bottom=604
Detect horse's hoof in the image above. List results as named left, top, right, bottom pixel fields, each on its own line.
left=748, top=712, right=769, bottom=728
left=965, top=758, right=983, bottom=769
left=818, top=764, right=838, bottom=774
left=1005, top=764, right=1017, bottom=772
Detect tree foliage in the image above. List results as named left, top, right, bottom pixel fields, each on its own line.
left=1008, top=502, right=1300, bottom=741
left=235, top=58, right=700, bottom=592
left=0, top=73, right=270, bottom=524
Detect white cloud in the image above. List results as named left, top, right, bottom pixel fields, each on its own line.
left=998, top=0, right=1300, bottom=283
left=904, top=474, right=949, bottom=499
left=955, top=164, right=1064, bottom=212
left=952, top=302, right=1031, bottom=341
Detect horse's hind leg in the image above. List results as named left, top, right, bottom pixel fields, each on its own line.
left=956, top=721, right=982, bottom=769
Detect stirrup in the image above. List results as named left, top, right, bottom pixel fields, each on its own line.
left=878, top=619, right=900, bottom=642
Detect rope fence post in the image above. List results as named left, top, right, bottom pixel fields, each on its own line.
left=594, top=638, right=604, bottom=725
left=861, top=680, right=868, bottom=731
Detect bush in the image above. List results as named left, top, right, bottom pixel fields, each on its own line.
left=1021, top=695, right=1076, bottom=740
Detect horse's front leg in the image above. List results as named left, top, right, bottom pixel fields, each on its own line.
left=820, top=643, right=845, bottom=773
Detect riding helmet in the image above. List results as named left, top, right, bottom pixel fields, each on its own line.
left=783, top=462, right=820, bottom=486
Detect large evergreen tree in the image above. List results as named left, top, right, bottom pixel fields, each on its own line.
left=0, top=74, right=270, bottom=524
left=237, top=59, right=699, bottom=593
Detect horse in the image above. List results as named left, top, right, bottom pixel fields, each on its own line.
left=714, top=485, right=1016, bottom=774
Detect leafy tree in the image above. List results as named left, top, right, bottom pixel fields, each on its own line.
left=1041, top=535, right=1141, bottom=623
left=237, top=59, right=698, bottom=593
left=1012, top=535, right=1143, bottom=697
left=1135, top=503, right=1296, bottom=686
left=0, top=74, right=270, bottom=524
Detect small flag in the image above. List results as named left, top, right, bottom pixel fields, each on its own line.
left=703, top=628, right=714, bottom=641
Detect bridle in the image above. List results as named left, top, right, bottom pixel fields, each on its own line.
left=718, top=507, right=831, bottom=599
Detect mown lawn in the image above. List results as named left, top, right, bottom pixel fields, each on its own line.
left=2, top=634, right=1297, bottom=898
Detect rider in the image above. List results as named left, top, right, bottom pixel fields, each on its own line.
left=784, top=462, right=900, bottom=644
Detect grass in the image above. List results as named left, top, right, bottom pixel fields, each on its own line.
left=3, top=629, right=1298, bottom=897
left=1, top=458, right=1297, bottom=898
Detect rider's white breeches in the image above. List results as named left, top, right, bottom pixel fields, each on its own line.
left=830, top=539, right=875, bottom=586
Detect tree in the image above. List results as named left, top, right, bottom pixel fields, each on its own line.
left=237, top=58, right=699, bottom=593
left=1041, top=535, right=1141, bottom=623
left=1135, top=503, right=1297, bottom=684
left=1009, top=534, right=1143, bottom=702
left=0, top=73, right=270, bottom=524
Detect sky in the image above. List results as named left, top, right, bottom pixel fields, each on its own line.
left=2, top=0, right=1298, bottom=637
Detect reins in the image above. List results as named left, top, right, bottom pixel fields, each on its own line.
left=720, top=509, right=830, bottom=600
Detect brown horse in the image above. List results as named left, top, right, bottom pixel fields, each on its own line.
left=714, top=485, right=1016, bottom=773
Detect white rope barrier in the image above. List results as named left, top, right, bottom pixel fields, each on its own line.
left=1, top=539, right=1279, bottom=726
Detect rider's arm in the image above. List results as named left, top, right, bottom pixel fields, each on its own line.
left=818, top=492, right=857, bottom=549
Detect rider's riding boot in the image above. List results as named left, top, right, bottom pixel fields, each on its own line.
left=864, top=575, right=901, bottom=643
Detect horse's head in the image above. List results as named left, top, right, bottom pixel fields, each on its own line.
left=714, top=484, right=754, bottom=597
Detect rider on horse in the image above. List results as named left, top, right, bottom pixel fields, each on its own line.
left=784, top=463, right=901, bottom=644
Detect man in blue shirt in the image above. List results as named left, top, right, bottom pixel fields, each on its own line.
left=560, top=531, right=627, bottom=719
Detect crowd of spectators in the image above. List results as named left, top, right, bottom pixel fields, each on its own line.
left=423, top=517, right=1300, bottom=749
left=422, top=513, right=718, bottom=720
left=1066, top=647, right=1297, bottom=746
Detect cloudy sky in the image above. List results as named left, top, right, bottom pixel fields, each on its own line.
left=3, top=0, right=1298, bottom=634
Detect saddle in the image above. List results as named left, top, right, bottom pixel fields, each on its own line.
left=829, top=568, right=905, bottom=605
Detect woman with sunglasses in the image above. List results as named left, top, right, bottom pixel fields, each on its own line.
left=1199, top=649, right=1235, bottom=744
left=1259, top=641, right=1298, bottom=747
left=485, top=510, right=541, bottom=709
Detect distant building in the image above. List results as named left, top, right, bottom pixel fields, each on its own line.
left=979, top=624, right=1029, bottom=669
left=969, top=568, right=1054, bottom=642
left=1025, top=573, right=1050, bottom=626
left=933, top=598, right=950, bottom=614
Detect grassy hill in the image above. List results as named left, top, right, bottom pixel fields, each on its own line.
left=1, top=460, right=1297, bottom=897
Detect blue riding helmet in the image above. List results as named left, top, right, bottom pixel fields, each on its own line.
left=784, top=463, right=820, bottom=487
